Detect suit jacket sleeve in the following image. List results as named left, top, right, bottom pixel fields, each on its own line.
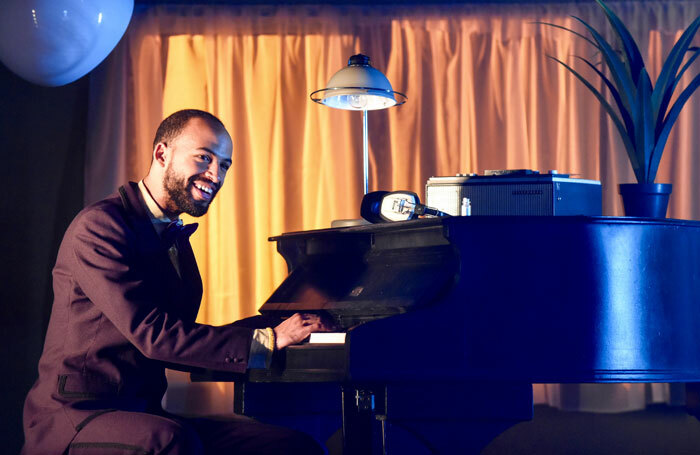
left=69, top=202, right=253, bottom=373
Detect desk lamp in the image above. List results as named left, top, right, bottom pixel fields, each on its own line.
left=311, top=54, right=406, bottom=194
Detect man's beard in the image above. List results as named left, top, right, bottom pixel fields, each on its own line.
left=163, top=165, right=214, bottom=217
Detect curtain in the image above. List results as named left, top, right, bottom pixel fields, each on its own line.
left=87, top=1, right=700, bottom=414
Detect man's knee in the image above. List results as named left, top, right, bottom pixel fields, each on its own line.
left=187, top=415, right=324, bottom=455
left=147, top=418, right=203, bottom=455
left=69, top=412, right=203, bottom=455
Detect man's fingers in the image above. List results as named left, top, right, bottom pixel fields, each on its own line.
left=299, top=314, right=329, bottom=330
left=300, top=313, right=320, bottom=324
left=307, top=320, right=334, bottom=333
left=274, top=313, right=339, bottom=349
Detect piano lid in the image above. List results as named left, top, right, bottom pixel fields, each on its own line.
left=260, top=218, right=459, bottom=328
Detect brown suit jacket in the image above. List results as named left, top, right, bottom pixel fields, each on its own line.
left=22, top=182, right=254, bottom=454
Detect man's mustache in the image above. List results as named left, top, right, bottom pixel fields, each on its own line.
left=189, top=175, right=220, bottom=197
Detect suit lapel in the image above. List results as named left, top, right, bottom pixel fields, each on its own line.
left=176, top=236, right=204, bottom=319
left=118, top=183, right=202, bottom=315
left=118, top=182, right=162, bottom=254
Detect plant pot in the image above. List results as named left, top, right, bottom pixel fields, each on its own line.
left=618, top=183, right=672, bottom=218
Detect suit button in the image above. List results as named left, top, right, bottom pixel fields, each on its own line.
left=233, top=358, right=243, bottom=363
left=224, top=356, right=233, bottom=363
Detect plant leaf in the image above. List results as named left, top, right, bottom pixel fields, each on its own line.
left=531, top=21, right=601, bottom=49
left=572, top=15, right=637, bottom=116
left=549, top=56, right=641, bottom=179
left=594, top=0, right=646, bottom=83
left=655, top=46, right=700, bottom=137
left=574, top=55, right=635, bottom=139
left=651, top=15, right=700, bottom=126
left=648, top=71, right=700, bottom=182
left=633, top=69, right=654, bottom=182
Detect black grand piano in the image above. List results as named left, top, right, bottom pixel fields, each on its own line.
left=197, top=216, right=700, bottom=454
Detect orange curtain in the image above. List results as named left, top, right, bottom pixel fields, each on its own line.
left=86, top=1, right=700, bottom=413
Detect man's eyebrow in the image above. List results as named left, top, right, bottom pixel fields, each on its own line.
left=198, top=147, right=232, bottom=164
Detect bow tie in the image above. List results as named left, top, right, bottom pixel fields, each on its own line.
left=161, top=220, right=198, bottom=248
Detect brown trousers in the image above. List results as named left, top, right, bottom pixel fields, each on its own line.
left=65, top=410, right=324, bottom=455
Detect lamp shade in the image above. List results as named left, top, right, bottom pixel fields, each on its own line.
left=311, top=54, right=406, bottom=111
left=0, top=0, right=133, bottom=87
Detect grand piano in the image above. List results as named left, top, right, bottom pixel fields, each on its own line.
left=197, top=215, right=700, bottom=454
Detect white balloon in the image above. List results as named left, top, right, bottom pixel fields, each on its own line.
left=0, top=0, right=133, bottom=87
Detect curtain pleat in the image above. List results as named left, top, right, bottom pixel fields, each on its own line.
left=87, top=1, right=700, bottom=414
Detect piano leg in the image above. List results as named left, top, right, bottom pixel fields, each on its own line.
left=341, top=385, right=385, bottom=455
left=686, top=383, right=700, bottom=420
left=235, top=381, right=532, bottom=454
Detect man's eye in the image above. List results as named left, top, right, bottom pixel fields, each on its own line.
left=221, top=164, right=230, bottom=172
left=199, top=154, right=212, bottom=162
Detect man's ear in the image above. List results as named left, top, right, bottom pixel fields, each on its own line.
left=153, top=142, right=169, bottom=167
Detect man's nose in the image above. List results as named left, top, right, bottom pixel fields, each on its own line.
left=205, top=161, right=221, bottom=184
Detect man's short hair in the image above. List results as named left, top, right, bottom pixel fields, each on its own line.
left=153, top=109, right=226, bottom=149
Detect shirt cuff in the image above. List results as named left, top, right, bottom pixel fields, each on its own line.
left=248, top=328, right=274, bottom=369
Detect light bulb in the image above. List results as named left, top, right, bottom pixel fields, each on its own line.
left=349, top=94, right=368, bottom=109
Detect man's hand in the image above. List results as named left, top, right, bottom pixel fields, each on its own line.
left=273, top=313, right=335, bottom=350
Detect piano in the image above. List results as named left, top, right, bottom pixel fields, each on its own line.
left=195, top=215, right=700, bottom=454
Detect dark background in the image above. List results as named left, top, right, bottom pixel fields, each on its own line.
left=0, top=62, right=88, bottom=453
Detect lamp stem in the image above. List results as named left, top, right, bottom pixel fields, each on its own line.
left=362, top=109, right=369, bottom=195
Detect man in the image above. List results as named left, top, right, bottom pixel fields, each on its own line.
left=22, top=110, right=330, bottom=454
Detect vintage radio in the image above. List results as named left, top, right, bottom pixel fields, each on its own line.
left=425, top=170, right=602, bottom=216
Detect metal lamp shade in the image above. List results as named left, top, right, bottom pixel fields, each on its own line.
left=310, top=54, right=406, bottom=196
left=311, top=54, right=406, bottom=110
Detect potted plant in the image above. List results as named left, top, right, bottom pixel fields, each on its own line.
left=541, top=0, right=700, bottom=217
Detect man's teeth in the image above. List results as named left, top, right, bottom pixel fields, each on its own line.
left=194, top=183, right=213, bottom=194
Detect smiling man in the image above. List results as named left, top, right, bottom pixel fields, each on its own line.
left=22, top=110, right=329, bottom=455
left=148, top=113, right=229, bottom=218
